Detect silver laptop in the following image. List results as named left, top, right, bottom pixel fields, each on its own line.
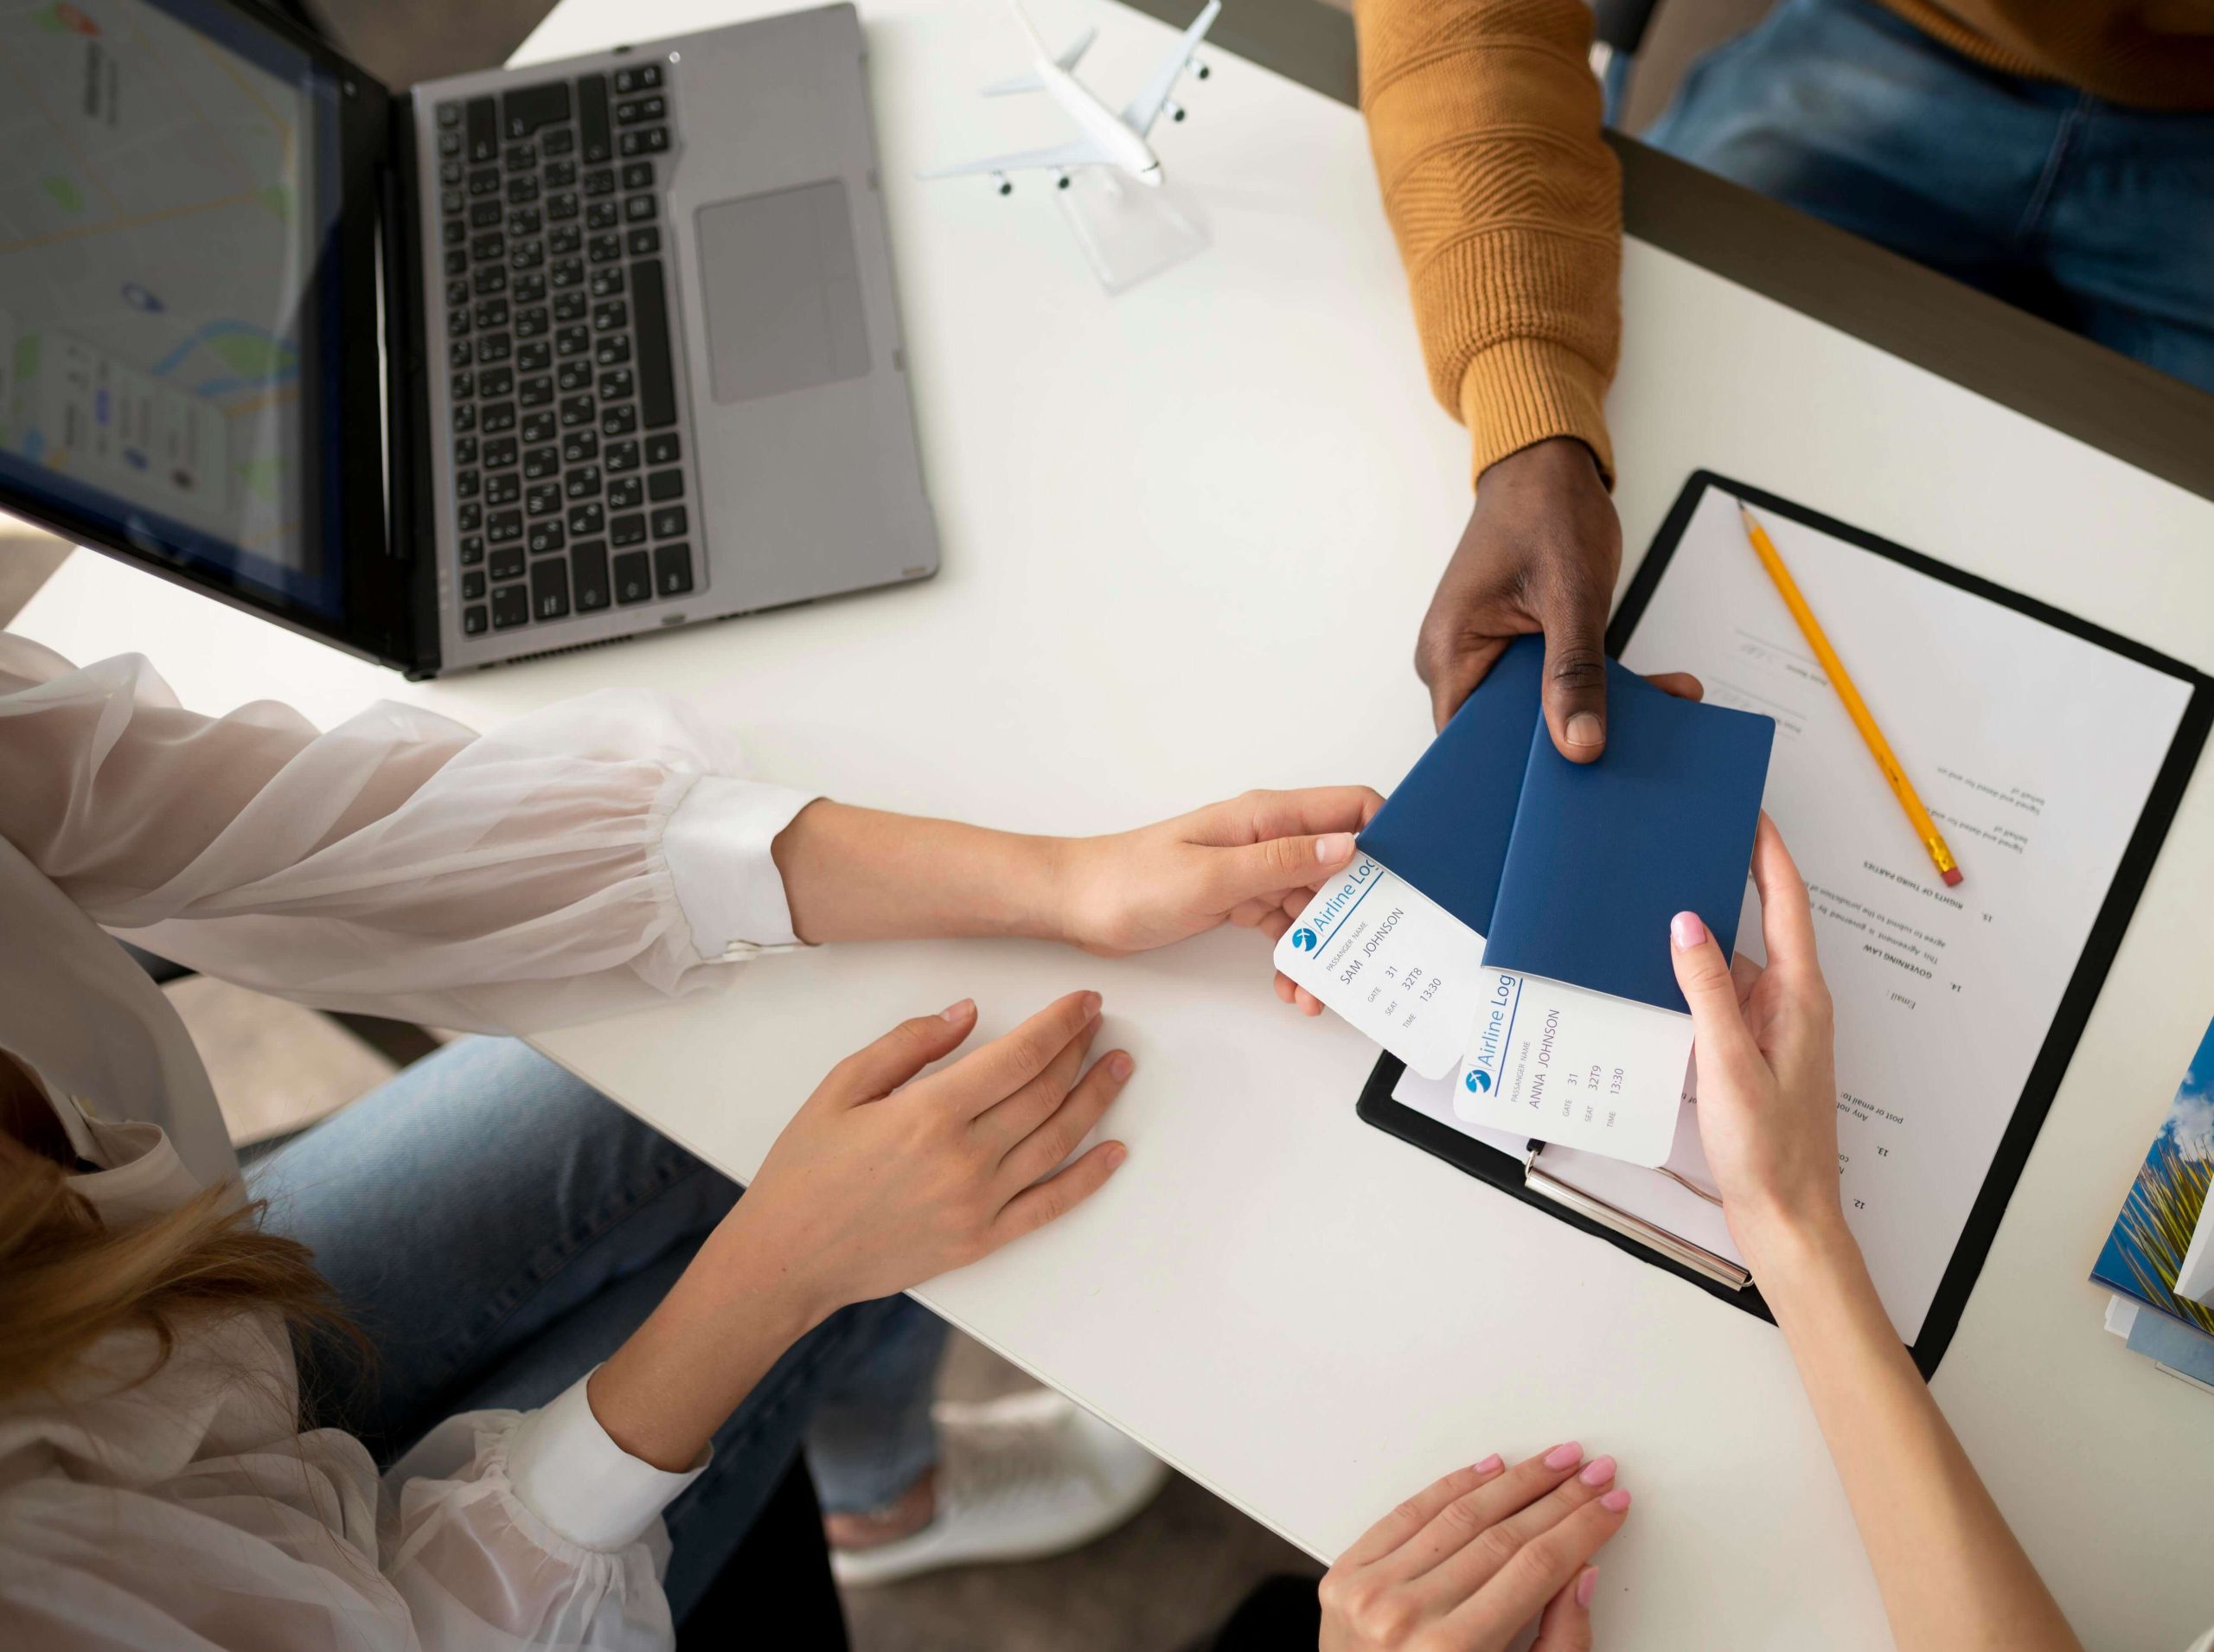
left=0, top=0, right=936, bottom=677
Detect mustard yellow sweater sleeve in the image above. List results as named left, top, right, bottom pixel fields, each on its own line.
left=1355, top=0, right=1622, bottom=488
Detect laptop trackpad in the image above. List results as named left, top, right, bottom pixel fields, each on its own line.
left=695, top=181, right=871, bottom=405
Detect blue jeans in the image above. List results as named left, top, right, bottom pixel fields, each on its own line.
left=249, top=1037, right=949, bottom=1622
left=1644, top=0, right=2214, bottom=394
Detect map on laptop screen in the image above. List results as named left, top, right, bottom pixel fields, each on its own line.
left=0, top=0, right=344, bottom=610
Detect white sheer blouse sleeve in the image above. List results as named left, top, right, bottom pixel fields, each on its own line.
left=381, top=1375, right=706, bottom=1650
left=0, top=1314, right=701, bottom=1651
left=0, top=635, right=816, bottom=1031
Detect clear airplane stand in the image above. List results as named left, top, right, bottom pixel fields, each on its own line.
left=1054, top=170, right=1208, bottom=295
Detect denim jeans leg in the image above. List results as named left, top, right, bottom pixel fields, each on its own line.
left=1641, top=0, right=2214, bottom=392
left=1641, top=0, right=2063, bottom=291
left=662, top=1294, right=937, bottom=1618
left=252, top=1036, right=739, bottom=1461
left=2034, top=101, right=2214, bottom=395
left=801, top=1293, right=949, bottom=1516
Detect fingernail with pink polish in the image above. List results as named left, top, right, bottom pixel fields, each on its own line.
left=1578, top=1454, right=1616, bottom=1487
left=1600, top=1488, right=1632, bottom=1514
left=1543, top=1441, right=1583, bottom=1471
left=1670, top=911, right=1707, bottom=950
left=1576, top=1567, right=1598, bottom=1610
left=1471, top=1453, right=1503, bottom=1476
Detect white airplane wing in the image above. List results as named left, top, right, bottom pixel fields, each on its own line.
left=1119, top=0, right=1219, bottom=138
left=917, top=137, right=1115, bottom=181
left=981, top=26, right=1097, bottom=95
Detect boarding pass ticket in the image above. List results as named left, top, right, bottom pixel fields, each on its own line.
left=1274, top=855, right=1692, bottom=1166
left=1451, top=969, right=1692, bottom=1166
left=1271, top=856, right=1486, bottom=1079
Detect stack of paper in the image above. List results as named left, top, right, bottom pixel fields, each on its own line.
left=1275, top=635, right=1775, bottom=1168
left=2092, top=1014, right=2214, bottom=1396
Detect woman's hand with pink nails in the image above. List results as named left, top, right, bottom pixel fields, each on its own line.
left=1668, top=814, right=1847, bottom=1270
left=1668, top=820, right=2087, bottom=1652
left=1318, top=1445, right=1629, bottom=1650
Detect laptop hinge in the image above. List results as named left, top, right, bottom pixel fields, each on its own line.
left=381, top=90, right=443, bottom=677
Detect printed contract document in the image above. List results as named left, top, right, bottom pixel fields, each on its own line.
left=1602, top=483, right=2198, bottom=1341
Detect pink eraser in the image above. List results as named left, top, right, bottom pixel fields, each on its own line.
left=1942, top=867, right=1964, bottom=887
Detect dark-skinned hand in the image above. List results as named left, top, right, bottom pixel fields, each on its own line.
left=1416, top=436, right=1622, bottom=759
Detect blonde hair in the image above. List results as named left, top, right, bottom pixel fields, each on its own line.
left=0, top=1056, right=360, bottom=1404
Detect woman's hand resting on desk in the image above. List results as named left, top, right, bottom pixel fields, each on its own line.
left=1319, top=1446, right=1631, bottom=1650
left=737, top=989, right=1129, bottom=1309
left=1666, top=814, right=1846, bottom=1267
left=585, top=990, right=1131, bottom=1474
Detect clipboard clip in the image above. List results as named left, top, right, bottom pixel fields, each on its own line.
left=1524, top=1162, right=1752, bottom=1290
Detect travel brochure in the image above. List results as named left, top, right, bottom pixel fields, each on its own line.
left=2093, top=1012, right=2214, bottom=1385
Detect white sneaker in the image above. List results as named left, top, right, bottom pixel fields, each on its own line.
left=829, top=1389, right=1169, bottom=1587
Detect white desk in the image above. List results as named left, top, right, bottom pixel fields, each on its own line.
left=16, top=1, right=2214, bottom=1643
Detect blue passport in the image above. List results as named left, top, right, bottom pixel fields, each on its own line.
left=1357, top=637, right=1775, bottom=1014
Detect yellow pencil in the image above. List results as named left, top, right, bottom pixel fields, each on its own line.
left=1737, top=502, right=1962, bottom=887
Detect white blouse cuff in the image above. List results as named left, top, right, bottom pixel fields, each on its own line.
left=662, top=777, right=818, bottom=958
left=507, top=1372, right=708, bottom=1551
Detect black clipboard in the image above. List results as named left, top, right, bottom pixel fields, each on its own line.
left=1356, top=471, right=2214, bottom=1378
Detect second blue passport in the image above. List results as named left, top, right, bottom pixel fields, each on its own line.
left=1357, top=636, right=1775, bottom=1015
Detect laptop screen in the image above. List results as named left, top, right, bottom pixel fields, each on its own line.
left=0, top=0, right=348, bottom=615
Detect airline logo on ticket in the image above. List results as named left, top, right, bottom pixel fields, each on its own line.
left=1272, top=854, right=1486, bottom=1079
left=1453, top=970, right=1693, bottom=1167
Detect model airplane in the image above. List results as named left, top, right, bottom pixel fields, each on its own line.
left=921, top=0, right=1220, bottom=194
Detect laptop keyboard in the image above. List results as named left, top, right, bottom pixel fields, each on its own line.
left=432, top=66, right=694, bottom=639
